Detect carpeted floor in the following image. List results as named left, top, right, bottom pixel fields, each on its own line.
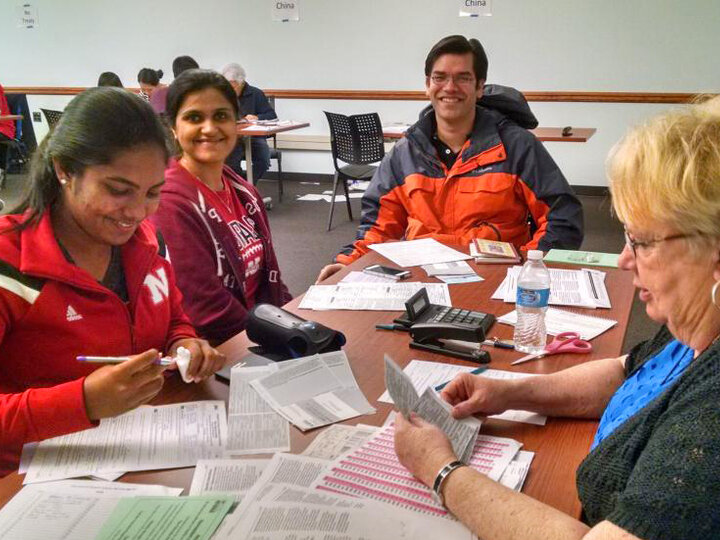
left=0, top=172, right=660, bottom=350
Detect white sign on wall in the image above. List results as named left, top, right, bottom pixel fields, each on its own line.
left=271, top=0, right=300, bottom=22
left=459, top=0, right=492, bottom=17
left=16, top=3, right=39, bottom=28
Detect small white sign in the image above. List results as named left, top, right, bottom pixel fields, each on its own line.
left=271, top=0, right=299, bottom=22
left=16, top=3, right=39, bottom=28
left=459, top=0, right=492, bottom=17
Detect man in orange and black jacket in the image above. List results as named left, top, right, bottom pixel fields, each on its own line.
left=320, top=35, right=583, bottom=278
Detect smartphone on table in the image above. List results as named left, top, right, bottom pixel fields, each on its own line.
left=362, top=264, right=411, bottom=280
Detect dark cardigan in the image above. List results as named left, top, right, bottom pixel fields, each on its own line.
left=576, top=326, right=720, bottom=539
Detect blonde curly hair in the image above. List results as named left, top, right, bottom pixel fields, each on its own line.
left=609, top=96, right=720, bottom=249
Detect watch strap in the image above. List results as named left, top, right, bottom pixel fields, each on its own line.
left=431, top=460, right=465, bottom=506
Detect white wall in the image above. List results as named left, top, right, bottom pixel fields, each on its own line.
left=2, top=0, right=718, bottom=185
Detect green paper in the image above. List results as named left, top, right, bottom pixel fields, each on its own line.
left=95, top=495, right=234, bottom=540
left=544, top=249, right=620, bottom=268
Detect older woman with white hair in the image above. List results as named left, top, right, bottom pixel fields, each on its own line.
left=393, top=96, right=720, bottom=539
left=220, top=62, right=277, bottom=182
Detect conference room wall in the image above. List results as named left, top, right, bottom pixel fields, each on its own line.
left=3, top=0, right=717, bottom=186
left=271, top=99, right=676, bottom=187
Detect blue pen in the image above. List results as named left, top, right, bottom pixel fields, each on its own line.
left=434, top=367, right=487, bottom=392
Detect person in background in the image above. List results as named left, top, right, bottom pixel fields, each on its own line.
left=137, top=68, right=165, bottom=101
left=393, top=97, right=720, bottom=539
left=0, top=83, right=16, bottom=175
left=221, top=62, right=277, bottom=182
left=97, top=71, right=123, bottom=88
left=316, top=35, right=583, bottom=283
left=150, top=69, right=290, bottom=344
left=0, top=87, right=225, bottom=477
left=150, top=55, right=198, bottom=115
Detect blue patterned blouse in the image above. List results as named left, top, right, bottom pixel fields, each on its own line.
left=591, top=339, right=694, bottom=450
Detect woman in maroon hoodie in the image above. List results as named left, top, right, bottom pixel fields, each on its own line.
left=151, top=69, right=291, bottom=345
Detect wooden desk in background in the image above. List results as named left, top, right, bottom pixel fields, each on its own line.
left=382, top=126, right=596, bottom=143
left=0, top=250, right=634, bottom=519
left=236, top=121, right=309, bottom=183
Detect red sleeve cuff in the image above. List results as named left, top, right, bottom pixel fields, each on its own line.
left=27, top=378, right=95, bottom=441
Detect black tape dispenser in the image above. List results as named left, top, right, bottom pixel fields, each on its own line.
left=245, top=304, right=346, bottom=360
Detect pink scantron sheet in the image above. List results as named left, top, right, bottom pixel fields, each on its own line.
left=312, top=422, right=521, bottom=518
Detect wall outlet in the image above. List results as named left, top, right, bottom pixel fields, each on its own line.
left=32, top=111, right=41, bottom=122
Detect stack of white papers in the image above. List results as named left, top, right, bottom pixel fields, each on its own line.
left=24, top=401, right=227, bottom=484
left=189, top=459, right=270, bottom=502
left=369, top=238, right=471, bottom=267
left=301, top=424, right=378, bottom=460
left=498, top=307, right=618, bottom=341
left=226, top=364, right=290, bottom=455
left=379, top=360, right=547, bottom=426
left=215, top=453, right=473, bottom=539
left=0, top=480, right=183, bottom=540
left=493, top=266, right=611, bottom=308
left=299, top=281, right=451, bottom=311
left=422, top=260, right=484, bottom=284
left=385, top=355, right=481, bottom=462
left=250, top=351, right=375, bottom=431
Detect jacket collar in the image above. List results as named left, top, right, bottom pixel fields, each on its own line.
left=19, top=209, right=157, bottom=288
left=408, top=105, right=508, bottom=172
left=164, top=159, right=264, bottom=217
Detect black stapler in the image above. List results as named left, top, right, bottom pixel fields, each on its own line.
left=409, top=323, right=491, bottom=363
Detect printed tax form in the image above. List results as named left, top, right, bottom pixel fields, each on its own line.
left=24, top=401, right=227, bottom=484
left=215, top=453, right=473, bottom=540
left=250, top=351, right=375, bottom=431
left=299, top=281, right=451, bottom=310
left=0, top=480, right=182, bottom=540
left=226, top=364, right=290, bottom=455
left=384, top=355, right=481, bottom=463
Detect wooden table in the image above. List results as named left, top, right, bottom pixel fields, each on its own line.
left=0, top=250, right=635, bottom=518
left=382, top=125, right=596, bottom=143
left=236, top=121, right=309, bottom=183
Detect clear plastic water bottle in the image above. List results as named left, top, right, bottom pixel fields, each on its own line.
left=514, top=250, right=551, bottom=354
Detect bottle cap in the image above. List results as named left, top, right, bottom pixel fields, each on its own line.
left=527, top=250, right=543, bottom=260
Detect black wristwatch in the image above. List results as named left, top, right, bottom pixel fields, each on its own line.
left=431, top=460, right=465, bottom=507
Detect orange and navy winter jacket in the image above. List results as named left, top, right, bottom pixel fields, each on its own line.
left=337, top=103, right=583, bottom=264
left=0, top=212, right=196, bottom=476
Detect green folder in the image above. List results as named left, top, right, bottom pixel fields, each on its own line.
left=96, top=495, right=234, bottom=540
left=544, top=249, right=620, bottom=268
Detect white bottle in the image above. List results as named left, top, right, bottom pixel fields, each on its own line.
left=514, top=250, right=551, bottom=354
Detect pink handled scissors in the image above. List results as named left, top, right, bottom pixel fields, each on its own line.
left=511, top=331, right=592, bottom=366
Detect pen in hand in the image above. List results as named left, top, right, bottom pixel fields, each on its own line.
left=76, top=355, right=174, bottom=366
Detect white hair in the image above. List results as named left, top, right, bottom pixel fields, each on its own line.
left=221, top=63, right=246, bottom=84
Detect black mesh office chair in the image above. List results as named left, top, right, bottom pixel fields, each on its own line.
left=324, top=111, right=385, bottom=231
left=40, top=108, right=63, bottom=129
left=266, top=96, right=283, bottom=201
left=0, top=108, right=29, bottom=189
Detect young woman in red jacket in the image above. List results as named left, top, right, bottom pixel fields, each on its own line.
left=0, top=87, right=225, bottom=476
left=150, top=70, right=291, bottom=345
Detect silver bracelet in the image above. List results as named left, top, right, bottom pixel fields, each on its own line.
left=431, top=460, right=465, bottom=507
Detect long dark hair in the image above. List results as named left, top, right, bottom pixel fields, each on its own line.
left=166, top=69, right=239, bottom=127
left=97, top=71, right=124, bottom=88
left=14, top=87, right=170, bottom=227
